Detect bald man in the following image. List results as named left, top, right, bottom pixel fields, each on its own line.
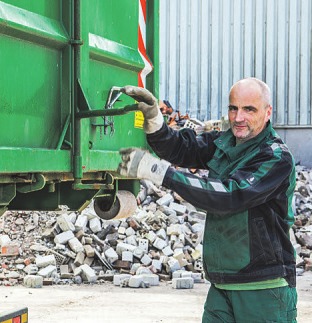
left=119, top=78, right=297, bottom=322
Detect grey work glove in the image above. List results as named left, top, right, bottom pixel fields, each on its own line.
left=118, top=148, right=170, bottom=187
left=121, top=86, right=164, bottom=133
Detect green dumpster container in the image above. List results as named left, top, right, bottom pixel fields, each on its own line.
left=0, top=0, right=159, bottom=218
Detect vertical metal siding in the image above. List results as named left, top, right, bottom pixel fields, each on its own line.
left=159, top=0, right=312, bottom=126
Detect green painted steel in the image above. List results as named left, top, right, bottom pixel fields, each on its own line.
left=0, top=0, right=159, bottom=212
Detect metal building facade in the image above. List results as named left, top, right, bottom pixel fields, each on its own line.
left=159, top=0, right=312, bottom=166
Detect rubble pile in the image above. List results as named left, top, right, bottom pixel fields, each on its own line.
left=0, top=180, right=205, bottom=289
left=292, top=165, right=312, bottom=273
left=0, top=165, right=312, bottom=289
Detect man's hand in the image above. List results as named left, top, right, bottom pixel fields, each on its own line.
left=121, top=86, right=164, bottom=133
left=118, top=148, right=170, bottom=187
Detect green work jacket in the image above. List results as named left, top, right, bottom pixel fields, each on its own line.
left=147, top=121, right=296, bottom=287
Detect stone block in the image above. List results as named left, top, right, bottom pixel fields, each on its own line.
left=142, top=274, right=159, bottom=286
left=151, top=259, right=162, bottom=271
left=54, top=230, right=75, bottom=245
left=0, top=234, right=11, bottom=247
left=169, top=202, right=187, bottom=215
left=156, top=193, right=174, bottom=206
left=146, top=231, right=157, bottom=243
left=84, top=244, right=95, bottom=258
left=167, top=257, right=181, bottom=272
left=122, top=250, right=133, bottom=262
left=23, top=275, right=43, bottom=288
left=74, top=251, right=85, bottom=267
left=162, top=245, right=174, bottom=256
left=80, top=264, right=97, bottom=283
left=57, top=214, right=75, bottom=232
left=116, top=242, right=137, bottom=255
left=172, top=277, right=194, bottom=289
left=38, top=265, right=57, bottom=278
left=128, top=275, right=145, bottom=288
left=75, top=214, right=88, bottom=231
left=138, top=238, right=149, bottom=253
left=141, top=254, right=152, bottom=266
left=113, top=274, right=132, bottom=286
left=153, top=237, right=167, bottom=250
left=36, top=255, right=56, bottom=268
left=125, top=227, right=136, bottom=236
left=89, top=217, right=102, bottom=233
left=105, top=247, right=119, bottom=264
left=68, top=237, right=84, bottom=253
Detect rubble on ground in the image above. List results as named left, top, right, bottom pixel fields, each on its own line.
left=0, top=166, right=311, bottom=288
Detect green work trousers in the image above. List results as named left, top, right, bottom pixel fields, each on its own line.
left=202, top=284, right=297, bottom=323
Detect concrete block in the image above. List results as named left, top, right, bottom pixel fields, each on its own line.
left=138, top=238, right=149, bottom=253
left=151, top=259, right=162, bottom=271
left=169, top=202, right=187, bottom=215
left=173, top=252, right=189, bottom=267
left=89, top=217, right=102, bottom=233
left=128, top=275, right=145, bottom=288
left=122, top=251, right=133, bottom=262
left=124, top=235, right=137, bottom=246
left=54, top=230, right=75, bottom=245
left=84, top=244, right=95, bottom=258
left=130, top=263, right=141, bottom=275
left=60, top=265, right=72, bottom=279
left=74, top=251, right=85, bottom=267
left=162, top=245, right=174, bottom=256
left=105, top=247, right=119, bottom=264
left=80, top=264, right=97, bottom=283
left=23, top=275, right=43, bottom=288
left=75, top=214, right=88, bottom=231
left=167, top=224, right=183, bottom=236
left=36, top=255, right=56, bottom=268
left=113, top=274, right=132, bottom=286
left=172, top=270, right=184, bottom=279
left=116, top=242, right=137, bottom=255
left=146, top=231, right=157, bottom=243
left=167, top=257, right=181, bottom=272
left=172, top=277, right=194, bottom=289
left=142, top=274, right=159, bottom=286
left=156, top=193, right=174, bottom=206
left=118, top=226, right=126, bottom=235
left=68, top=237, right=84, bottom=253
left=0, top=234, right=11, bottom=247
left=84, top=257, right=94, bottom=267
left=23, top=264, right=38, bottom=275
left=191, top=272, right=203, bottom=283
left=133, top=247, right=145, bottom=259
left=156, top=228, right=167, bottom=240
left=141, top=254, right=152, bottom=266
left=38, top=265, right=57, bottom=278
left=153, top=237, right=167, bottom=250
left=125, top=227, right=136, bottom=236
left=57, top=214, right=75, bottom=232
left=136, top=266, right=153, bottom=275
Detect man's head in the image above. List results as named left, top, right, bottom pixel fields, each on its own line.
left=228, top=77, right=272, bottom=145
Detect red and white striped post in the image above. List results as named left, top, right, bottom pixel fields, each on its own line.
left=138, top=0, right=153, bottom=88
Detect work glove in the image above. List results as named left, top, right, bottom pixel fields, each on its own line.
left=118, top=148, right=170, bottom=187
left=121, top=86, right=164, bottom=133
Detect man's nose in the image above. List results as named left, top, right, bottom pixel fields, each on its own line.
left=235, top=109, right=245, bottom=122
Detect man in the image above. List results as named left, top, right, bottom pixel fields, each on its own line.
left=118, top=78, right=297, bottom=322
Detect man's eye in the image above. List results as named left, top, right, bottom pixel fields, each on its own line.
left=244, top=106, right=256, bottom=112
left=228, top=106, right=237, bottom=111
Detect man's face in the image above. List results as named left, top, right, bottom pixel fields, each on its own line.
left=228, top=82, right=272, bottom=144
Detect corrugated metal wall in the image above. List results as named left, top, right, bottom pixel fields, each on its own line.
left=159, top=0, right=312, bottom=127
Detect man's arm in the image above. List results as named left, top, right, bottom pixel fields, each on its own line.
left=162, top=142, right=295, bottom=216
left=147, top=123, right=220, bottom=169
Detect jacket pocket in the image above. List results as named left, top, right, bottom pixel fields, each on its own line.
left=251, top=217, right=278, bottom=265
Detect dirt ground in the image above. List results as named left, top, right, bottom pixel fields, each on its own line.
left=1, top=271, right=311, bottom=323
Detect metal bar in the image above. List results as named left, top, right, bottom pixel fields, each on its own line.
left=56, top=114, right=71, bottom=149
left=76, top=104, right=138, bottom=119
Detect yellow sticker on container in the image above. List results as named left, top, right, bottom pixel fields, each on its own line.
left=134, top=111, right=144, bottom=129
